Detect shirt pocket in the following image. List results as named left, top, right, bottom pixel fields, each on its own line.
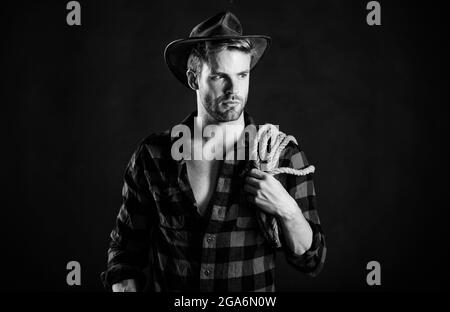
left=154, top=185, right=195, bottom=230
left=159, top=212, right=189, bottom=230
left=235, top=209, right=267, bottom=246
left=236, top=215, right=259, bottom=229
left=235, top=199, right=260, bottom=230
left=157, top=198, right=197, bottom=231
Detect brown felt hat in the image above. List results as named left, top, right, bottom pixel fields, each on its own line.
left=164, top=11, right=271, bottom=89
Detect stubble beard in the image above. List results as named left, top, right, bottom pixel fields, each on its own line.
left=203, top=97, right=247, bottom=122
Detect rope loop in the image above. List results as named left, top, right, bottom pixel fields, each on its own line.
left=252, top=124, right=315, bottom=176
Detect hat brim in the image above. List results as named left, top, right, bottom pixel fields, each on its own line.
left=164, top=35, right=271, bottom=89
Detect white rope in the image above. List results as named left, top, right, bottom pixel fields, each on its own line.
left=252, top=124, right=315, bottom=176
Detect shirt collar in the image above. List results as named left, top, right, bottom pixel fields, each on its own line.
left=174, top=110, right=256, bottom=134
left=171, top=110, right=257, bottom=179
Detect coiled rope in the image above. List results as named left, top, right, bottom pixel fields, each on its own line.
left=252, top=124, right=315, bottom=176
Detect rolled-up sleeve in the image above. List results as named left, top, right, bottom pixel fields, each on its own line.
left=278, top=142, right=327, bottom=277
left=100, top=143, right=156, bottom=290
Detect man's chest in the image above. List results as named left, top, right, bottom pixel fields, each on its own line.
left=185, top=160, right=222, bottom=217
left=152, top=157, right=269, bottom=248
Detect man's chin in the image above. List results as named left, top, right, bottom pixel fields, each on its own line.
left=215, top=109, right=243, bottom=122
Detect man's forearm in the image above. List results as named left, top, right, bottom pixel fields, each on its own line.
left=277, top=198, right=313, bottom=256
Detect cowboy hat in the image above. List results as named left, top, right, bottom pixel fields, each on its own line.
left=164, top=11, right=271, bottom=89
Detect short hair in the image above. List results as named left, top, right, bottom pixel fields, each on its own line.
left=187, top=39, right=255, bottom=76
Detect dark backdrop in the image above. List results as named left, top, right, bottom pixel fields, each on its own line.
left=3, top=0, right=449, bottom=291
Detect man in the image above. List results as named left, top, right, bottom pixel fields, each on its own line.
left=101, top=11, right=326, bottom=292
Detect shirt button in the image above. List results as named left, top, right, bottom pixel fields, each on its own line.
left=204, top=269, right=210, bottom=276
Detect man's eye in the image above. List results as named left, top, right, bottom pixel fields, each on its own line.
left=211, top=76, right=222, bottom=81
left=239, top=73, right=249, bottom=78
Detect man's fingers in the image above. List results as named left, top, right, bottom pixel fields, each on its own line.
left=245, top=176, right=260, bottom=186
left=248, top=168, right=266, bottom=179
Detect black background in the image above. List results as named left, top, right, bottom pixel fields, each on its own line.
left=3, top=0, right=449, bottom=291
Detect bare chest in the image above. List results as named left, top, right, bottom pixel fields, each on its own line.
left=186, top=160, right=222, bottom=217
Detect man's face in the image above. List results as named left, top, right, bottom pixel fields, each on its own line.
left=197, top=49, right=251, bottom=122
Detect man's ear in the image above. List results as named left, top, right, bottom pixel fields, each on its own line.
left=186, top=70, right=199, bottom=90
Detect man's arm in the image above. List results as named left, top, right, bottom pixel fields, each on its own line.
left=276, top=199, right=313, bottom=257
left=101, top=143, right=156, bottom=291
left=277, top=144, right=326, bottom=276
left=244, top=143, right=326, bottom=276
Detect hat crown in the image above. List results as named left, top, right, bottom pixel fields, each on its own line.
left=164, top=11, right=270, bottom=89
left=189, top=11, right=243, bottom=38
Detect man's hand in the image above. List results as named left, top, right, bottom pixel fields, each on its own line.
left=244, top=168, right=298, bottom=219
left=244, top=168, right=313, bottom=255
left=112, top=279, right=137, bottom=292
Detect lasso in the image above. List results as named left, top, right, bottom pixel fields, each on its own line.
left=251, top=124, right=315, bottom=176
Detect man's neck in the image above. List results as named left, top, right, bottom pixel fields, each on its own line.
left=196, top=111, right=244, bottom=135
left=194, top=107, right=245, bottom=160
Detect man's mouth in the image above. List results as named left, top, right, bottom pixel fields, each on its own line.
left=222, top=100, right=240, bottom=106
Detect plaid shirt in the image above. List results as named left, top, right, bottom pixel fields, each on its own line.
left=101, top=111, right=326, bottom=292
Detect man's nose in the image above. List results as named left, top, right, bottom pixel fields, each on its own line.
left=224, top=77, right=238, bottom=95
